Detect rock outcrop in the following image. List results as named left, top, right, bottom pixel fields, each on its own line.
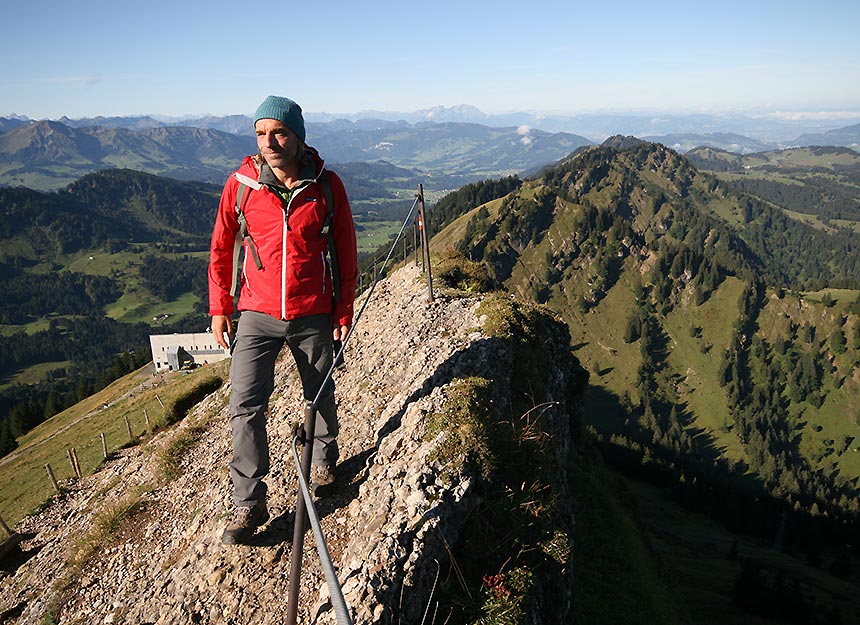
left=1, top=263, right=584, bottom=624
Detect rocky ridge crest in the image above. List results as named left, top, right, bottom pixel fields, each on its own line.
left=1, top=263, right=580, bottom=624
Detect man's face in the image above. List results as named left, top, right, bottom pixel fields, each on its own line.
left=255, top=119, right=302, bottom=171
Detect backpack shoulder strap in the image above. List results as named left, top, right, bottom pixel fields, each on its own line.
left=229, top=173, right=263, bottom=297
left=319, top=169, right=341, bottom=302
left=233, top=171, right=263, bottom=191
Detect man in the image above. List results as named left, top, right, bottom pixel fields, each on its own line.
left=208, top=95, right=358, bottom=544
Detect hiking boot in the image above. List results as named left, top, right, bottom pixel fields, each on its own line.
left=312, top=465, right=337, bottom=493
left=221, top=502, right=269, bottom=544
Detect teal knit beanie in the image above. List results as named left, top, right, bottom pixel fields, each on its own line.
left=254, top=95, right=306, bottom=143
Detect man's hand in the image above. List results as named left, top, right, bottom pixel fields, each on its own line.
left=332, top=324, right=349, bottom=370
left=212, top=315, right=234, bottom=349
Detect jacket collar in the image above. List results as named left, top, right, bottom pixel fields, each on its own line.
left=250, top=146, right=325, bottom=190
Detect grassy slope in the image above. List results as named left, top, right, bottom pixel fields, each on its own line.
left=662, top=277, right=748, bottom=458
left=758, top=291, right=860, bottom=479
left=0, top=360, right=228, bottom=526
left=353, top=218, right=403, bottom=255
left=572, top=277, right=860, bottom=480
left=426, top=195, right=508, bottom=257
left=0, top=361, right=73, bottom=392
left=64, top=249, right=208, bottom=325
left=2, top=248, right=206, bottom=330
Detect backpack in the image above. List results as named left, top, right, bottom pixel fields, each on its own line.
left=229, top=169, right=340, bottom=302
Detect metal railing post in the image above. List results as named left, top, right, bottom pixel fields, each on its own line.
left=413, top=221, right=419, bottom=267
left=286, top=401, right=317, bottom=625
left=416, top=184, right=434, bottom=301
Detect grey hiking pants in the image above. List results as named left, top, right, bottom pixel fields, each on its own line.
left=229, top=310, right=339, bottom=507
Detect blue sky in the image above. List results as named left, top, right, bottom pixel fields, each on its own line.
left=2, top=0, right=858, bottom=119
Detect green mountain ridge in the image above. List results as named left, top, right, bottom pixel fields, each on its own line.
left=433, top=140, right=860, bottom=525
left=423, top=140, right=860, bottom=621
left=1, top=169, right=221, bottom=262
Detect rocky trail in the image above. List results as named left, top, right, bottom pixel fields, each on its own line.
left=1, top=265, right=490, bottom=624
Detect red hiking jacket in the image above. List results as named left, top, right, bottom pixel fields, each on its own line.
left=208, top=148, right=358, bottom=328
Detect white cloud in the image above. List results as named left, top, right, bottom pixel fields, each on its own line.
left=518, top=124, right=533, bottom=145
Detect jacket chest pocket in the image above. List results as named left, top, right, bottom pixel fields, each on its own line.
left=288, top=197, right=327, bottom=242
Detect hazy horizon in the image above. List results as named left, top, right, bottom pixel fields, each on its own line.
left=5, top=104, right=860, bottom=124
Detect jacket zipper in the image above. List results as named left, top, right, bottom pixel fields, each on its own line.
left=242, top=253, right=251, bottom=293
left=281, top=195, right=290, bottom=320
left=279, top=175, right=321, bottom=320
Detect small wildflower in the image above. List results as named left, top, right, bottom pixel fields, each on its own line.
left=483, top=573, right=511, bottom=599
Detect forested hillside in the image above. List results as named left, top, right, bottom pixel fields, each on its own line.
left=0, top=170, right=220, bottom=456
left=688, top=145, right=860, bottom=231
left=423, top=139, right=860, bottom=622
left=434, top=139, right=860, bottom=546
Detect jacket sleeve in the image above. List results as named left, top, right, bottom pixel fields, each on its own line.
left=328, top=171, right=358, bottom=328
left=208, top=176, right=241, bottom=316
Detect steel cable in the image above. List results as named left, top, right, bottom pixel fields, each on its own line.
left=291, top=434, right=354, bottom=625
left=289, top=193, right=421, bottom=625
left=311, top=194, right=420, bottom=408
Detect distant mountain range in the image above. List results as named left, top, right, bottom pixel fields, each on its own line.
left=791, top=123, right=860, bottom=149
left=0, top=118, right=592, bottom=191
left=2, top=106, right=859, bottom=191
left=13, top=104, right=858, bottom=141
left=0, top=120, right=256, bottom=189
left=641, top=132, right=775, bottom=154
left=303, top=105, right=860, bottom=144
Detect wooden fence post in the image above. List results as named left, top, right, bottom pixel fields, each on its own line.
left=71, top=447, right=82, bottom=479
left=144, top=408, right=151, bottom=432
left=45, top=464, right=60, bottom=493
left=124, top=415, right=134, bottom=441
left=100, top=432, right=108, bottom=459
left=67, top=449, right=79, bottom=479
left=0, top=515, right=11, bottom=538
